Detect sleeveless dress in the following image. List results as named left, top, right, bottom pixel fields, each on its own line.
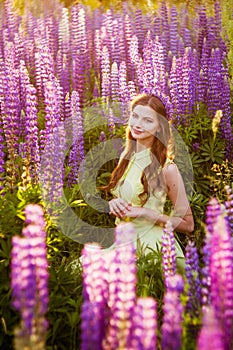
left=110, top=147, right=185, bottom=270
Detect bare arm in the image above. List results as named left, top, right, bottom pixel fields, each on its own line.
left=156, top=163, right=194, bottom=234
left=122, top=163, right=194, bottom=234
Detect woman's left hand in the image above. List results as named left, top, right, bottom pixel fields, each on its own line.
left=123, top=205, right=145, bottom=218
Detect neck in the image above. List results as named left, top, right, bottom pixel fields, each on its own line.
left=136, top=141, right=152, bottom=152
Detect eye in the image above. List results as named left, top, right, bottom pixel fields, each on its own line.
left=145, top=118, right=153, bottom=123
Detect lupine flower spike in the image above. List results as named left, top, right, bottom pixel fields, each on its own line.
left=11, top=204, right=49, bottom=350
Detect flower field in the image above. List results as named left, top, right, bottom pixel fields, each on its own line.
left=0, top=0, right=233, bottom=349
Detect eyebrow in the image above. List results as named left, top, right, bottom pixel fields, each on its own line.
left=132, top=111, right=154, bottom=119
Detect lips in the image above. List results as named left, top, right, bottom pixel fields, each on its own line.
left=132, top=128, right=143, bottom=135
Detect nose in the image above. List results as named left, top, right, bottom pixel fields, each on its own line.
left=134, top=119, right=143, bottom=129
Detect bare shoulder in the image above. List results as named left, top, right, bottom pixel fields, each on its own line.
left=163, top=161, right=180, bottom=178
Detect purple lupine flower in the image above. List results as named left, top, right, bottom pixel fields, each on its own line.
left=169, top=55, right=182, bottom=125
left=192, top=142, right=200, bottom=152
left=11, top=204, right=49, bottom=348
left=70, top=6, right=90, bottom=104
left=24, top=84, right=40, bottom=182
left=123, top=14, right=134, bottom=80
left=220, top=71, right=233, bottom=161
left=58, top=7, right=70, bottom=55
left=127, top=80, right=137, bottom=100
left=40, top=81, right=66, bottom=204
left=93, top=29, right=102, bottom=74
left=107, top=107, right=115, bottom=135
left=225, top=185, right=233, bottom=235
left=102, top=9, right=114, bottom=61
left=103, top=222, right=137, bottom=350
left=110, top=62, right=119, bottom=102
left=185, top=241, right=202, bottom=316
left=130, top=297, right=157, bottom=350
left=118, top=61, right=130, bottom=121
left=2, top=41, right=20, bottom=187
left=161, top=274, right=184, bottom=350
left=197, top=306, right=225, bottom=350
left=67, top=90, right=84, bottom=186
left=142, top=31, right=154, bottom=90
left=162, top=220, right=177, bottom=287
left=0, top=115, right=5, bottom=188
left=99, top=131, right=106, bottom=143
left=81, top=243, right=109, bottom=350
left=182, top=47, right=197, bottom=120
left=101, top=45, right=111, bottom=102
left=151, top=37, right=167, bottom=95
left=169, top=5, right=178, bottom=56
left=209, top=213, right=233, bottom=350
left=158, top=1, right=170, bottom=54
left=34, top=42, right=55, bottom=102
left=207, top=48, right=222, bottom=118
left=197, top=6, right=208, bottom=58
left=128, top=34, right=140, bottom=69
left=201, top=197, right=222, bottom=309
left=135, top=8, right=145, bottom=51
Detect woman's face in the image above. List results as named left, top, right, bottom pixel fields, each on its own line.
left=129, top=105, right=161, bottom=146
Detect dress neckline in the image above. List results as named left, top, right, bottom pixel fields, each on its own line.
left=132, top=147, right=151, bottom=160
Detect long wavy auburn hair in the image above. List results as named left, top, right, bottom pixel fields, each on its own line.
left=104, top=94, right=173, bottom=205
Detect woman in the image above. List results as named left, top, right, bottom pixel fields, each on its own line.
left=104, top=93, right=194, bottom=269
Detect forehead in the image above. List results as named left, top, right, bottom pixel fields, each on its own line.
left=132, top=104, right=158, bottom=118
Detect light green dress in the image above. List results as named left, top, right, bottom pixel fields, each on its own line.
left=111, top=147, right=185, bottom=270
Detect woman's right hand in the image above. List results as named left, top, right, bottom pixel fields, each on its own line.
left=109, top=198, right=131, bottom=218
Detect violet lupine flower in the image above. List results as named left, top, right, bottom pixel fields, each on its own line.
left=123, top=14, right=134, bottom=80
left=110, top=62, right=119, bottom=102
left=0, top=115, right=5, bottom=188
left=169, top=55, right=182, bottom=125
left=40, top=81, right=66, bottom=204
left=142, top=31, right=154, bottom=90
left=169, top=6, right=178, bottom=57
left=198, top=37, right=210, bottom=104
left=24, top=84, right=40, bottom=182
left=11, top=204, right=49, bottom=349
left=103, top=222, right=137, bottom=350
left=118, top=61, right=130, bottom=121
left=182, top=47, right=196, bottom=120
left=67, top=90, right=85, bottom=187
left=152, top=38, right=167, bottom=95
left=2, top=41, right=20, bottom=187
left=135, top=8, right=145, bottom=51
left=185, top=241, right=202, bottom=316
left=201, top=197, right=222, bottom=309
left=197, top=306, right=225, bottom=350
left=128, top=34, right=140, bottom=66
left=127, top=80, right=137, bottom=101
left=130, top=297, right=157, bottom=350
left=161, top=274, right=184, bottom=350
left=58, top=7, right=70, bottom=55
left=162, top=220, right=177, bottom=287
left=34, top=42, right=55, bottom=101
left=99, top=131, right=106, bottom=143
left=94, top=29, right=102, bottom=74
left=220, top=71, right=233, bottom=161
left=101, top=45, right=111, bottom=102
left=225, top=185, right=233, bottom=235
left=102, top=9, right=114, bottom=60
left=209, top=213, right=233, bottom=350
left=158, top=1, right=170, bottom=54
left=197, top=6, right=208, bottom=57
left=108, top=107, right=115, bottom=135
left=207, top=48, right=222, bottom=118
left=192, top=142, right=200, bottom=152
left=81, top=244, right=109, bottom=350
